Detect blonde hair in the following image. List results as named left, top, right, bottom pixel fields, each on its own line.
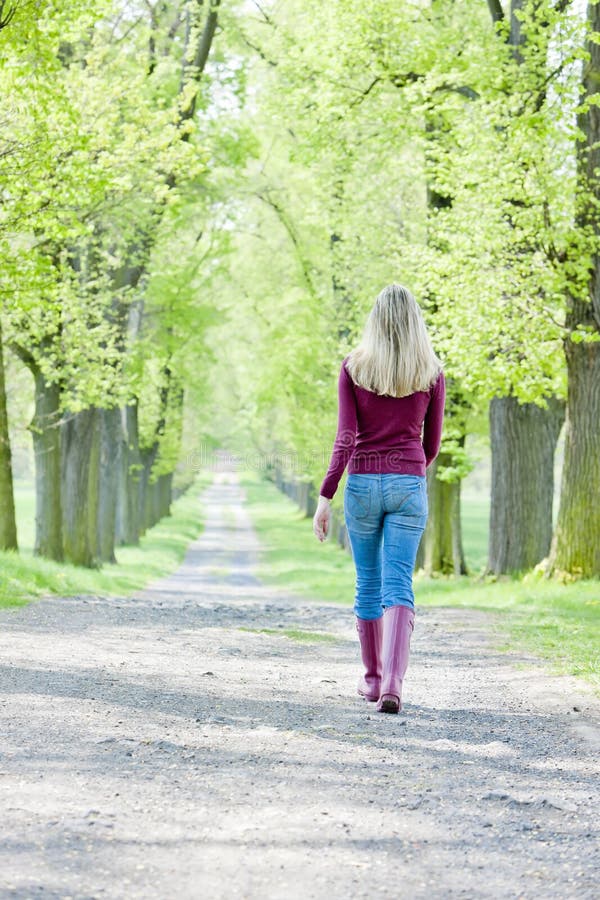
left=346, top=284, right=442, bottom=397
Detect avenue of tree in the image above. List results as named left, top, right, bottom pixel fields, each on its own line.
left=0, top=0, right=598, bottom=579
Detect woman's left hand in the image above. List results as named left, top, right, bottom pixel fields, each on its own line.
left=313, top=496, right=331, bottom=542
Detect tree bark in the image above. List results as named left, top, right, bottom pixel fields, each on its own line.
left=32, top=373, right=63, bottom=560
left=97, top=406, right=121, bottom=563
left=489, top=397, right=564, bottom=574
left=11, top=341, right=63, bottom=560
left=139, top=443, right=159, bottom=534
left=87, top=407, right=101, bottom=564
left=484, top=1, right=566, bottom=576
left=486, top=0, right=504, bottom=25
left=158, top=472, right=173, bottom=519
left=149, top=471, right=162, bottom=526
left=549, top=1, right=600, bottom=577
left=423, top=102, right=468, bottom=574
left=61, top=407, right=101, bottom=568
left=551, top=339, right=600, bottom=576
left=422, top=452, right=466, bottom=577
left=115, top=403, right=142, bottom=546
left=0, top=321, right=18, bottom=551
left=411, top=134, right=468, bottom=585
left=115, top=406, right=130, bottom=546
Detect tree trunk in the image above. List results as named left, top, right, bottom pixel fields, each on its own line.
left=158, top=472, right=173, bottom=518
left=0, top=322, right=18, bottom=551
left=10, top=340, right=64, bottom=560
left=418, top=372, right=468, bottom=574
left=144, top=473, right=160, bottom=530
left=115, top=403, right=142, bottom=546
left=114, top=413, right=129, bottom=546
left=61, top=407, right=100, bottom=568
left=549, top=2, right=600, bottom=577
left=150, top=474, right=162, bottom=526
left=139, top=443, right=159, bottom=534
left=551, top=328, right=600, bottom=576
left=422, top=453, right=466, bottom=576
left=32, top=373, right=63, bottom=560
left=488, top=397, right=564, bottom=574
left=423, top=91, right=468, bottom=575
left=87, top=407, right=101, bottom=564
left=97, top=406, right=121, bottom=563
left=482, top=2, right=566, bottom=576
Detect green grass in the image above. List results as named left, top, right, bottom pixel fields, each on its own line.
left=13, top=478, right=36, bottom=552
left=461, top=494, right=489, bottom=573
left=0, top=472, right=213, bottom=609
left=241, top=470, right=356, bottom=605
left=414, top=577, right=600, bottom=687
left=239, top=627, right=339, bottom=643
left=240, top=469, right=600, bottom=690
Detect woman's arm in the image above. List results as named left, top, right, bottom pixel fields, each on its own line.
left=318, top=359, right=358, bottom=501
left=423, top=371, right=446, bottom=467
left=314, top=361, right=356, bottom=541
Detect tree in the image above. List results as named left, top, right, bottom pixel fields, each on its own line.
left=0, top=316, right=17, bottom=551
left=550, top=0, right=600, bottom=577
left=227, top=1, right=495, bottom=571
left=485, top=0, right=568, bottom=574
left=228, top=0, right=595, bottom=580
left=0, top=0, right=226, bottom=566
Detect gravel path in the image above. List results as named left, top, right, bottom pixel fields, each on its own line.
left=1, top=470, right=599, bottom=900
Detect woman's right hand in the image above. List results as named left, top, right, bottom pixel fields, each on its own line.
left=313, top=496, right=331, bottom=542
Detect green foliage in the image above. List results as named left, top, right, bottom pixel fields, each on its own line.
left=199, top=0, right=592, bottom=488
left=3, top=1, right=599, bottom=575
left=1, top=0, right=251, bottom=481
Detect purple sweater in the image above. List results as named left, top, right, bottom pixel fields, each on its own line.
left=319, top=358, right=446, bottom=500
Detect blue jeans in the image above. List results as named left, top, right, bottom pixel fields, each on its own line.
left=343, top=473, right=428, bottom=620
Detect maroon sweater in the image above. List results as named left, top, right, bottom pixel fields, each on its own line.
left=319, top=358, right=446, bottom=500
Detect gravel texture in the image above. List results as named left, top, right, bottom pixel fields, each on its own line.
left=1, top=470, right=599, bottom=899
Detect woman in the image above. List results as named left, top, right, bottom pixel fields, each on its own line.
left=313, top=284, right=445, bottom=714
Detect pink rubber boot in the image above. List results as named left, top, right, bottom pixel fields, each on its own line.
left=376, top=606, right=415, bottom=714
left=355, top=616, right=384, bottom=701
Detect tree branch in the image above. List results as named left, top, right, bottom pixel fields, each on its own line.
left=348, top=76, right=382, bottom=108
left=191, top=0, right=220, bottom=78
left=0, top=0, right=17, bottom=31
left=255, top=190, right=318, bottom=298
left=179, top=0, right=220, bottom=124
left=237, top=30, right=278, bottom=66
left=436, top=82, right=480, bottom=101
left=250, top=0, right=276, bottom=27
left=486, top=0, right=505, bottom=24
left=555, top=0, right=574, bottom=13
left=10, top=341, right=39, bottom=374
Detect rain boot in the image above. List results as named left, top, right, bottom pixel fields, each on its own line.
left=355, top=616, right=383, bottom=701
left=376, top=605, right=415, bottom=714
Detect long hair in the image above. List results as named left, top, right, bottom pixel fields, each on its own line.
left=346, top=284, right=442, bottom=397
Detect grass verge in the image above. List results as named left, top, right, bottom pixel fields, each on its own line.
left=238, top=627, right=339, bottom=643
left=461, top=494, right=489, bottom=573
left=0, top=472, right=213, bottom=609
left=240, top=469, right=600, bottom=690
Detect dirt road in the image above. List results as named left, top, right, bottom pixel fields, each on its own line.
left=1, top=471, right=599, bottom=899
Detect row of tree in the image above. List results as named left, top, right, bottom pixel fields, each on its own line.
left=1, top=1, right=598, bottom=579
left=0, top=0, right=232, bottom=566
left=204, top=0, right=599, bottom=578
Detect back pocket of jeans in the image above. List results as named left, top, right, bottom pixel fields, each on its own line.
left=344, top=485, right=371, bottom=519
left=390, top=480, right=427, bottom=517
